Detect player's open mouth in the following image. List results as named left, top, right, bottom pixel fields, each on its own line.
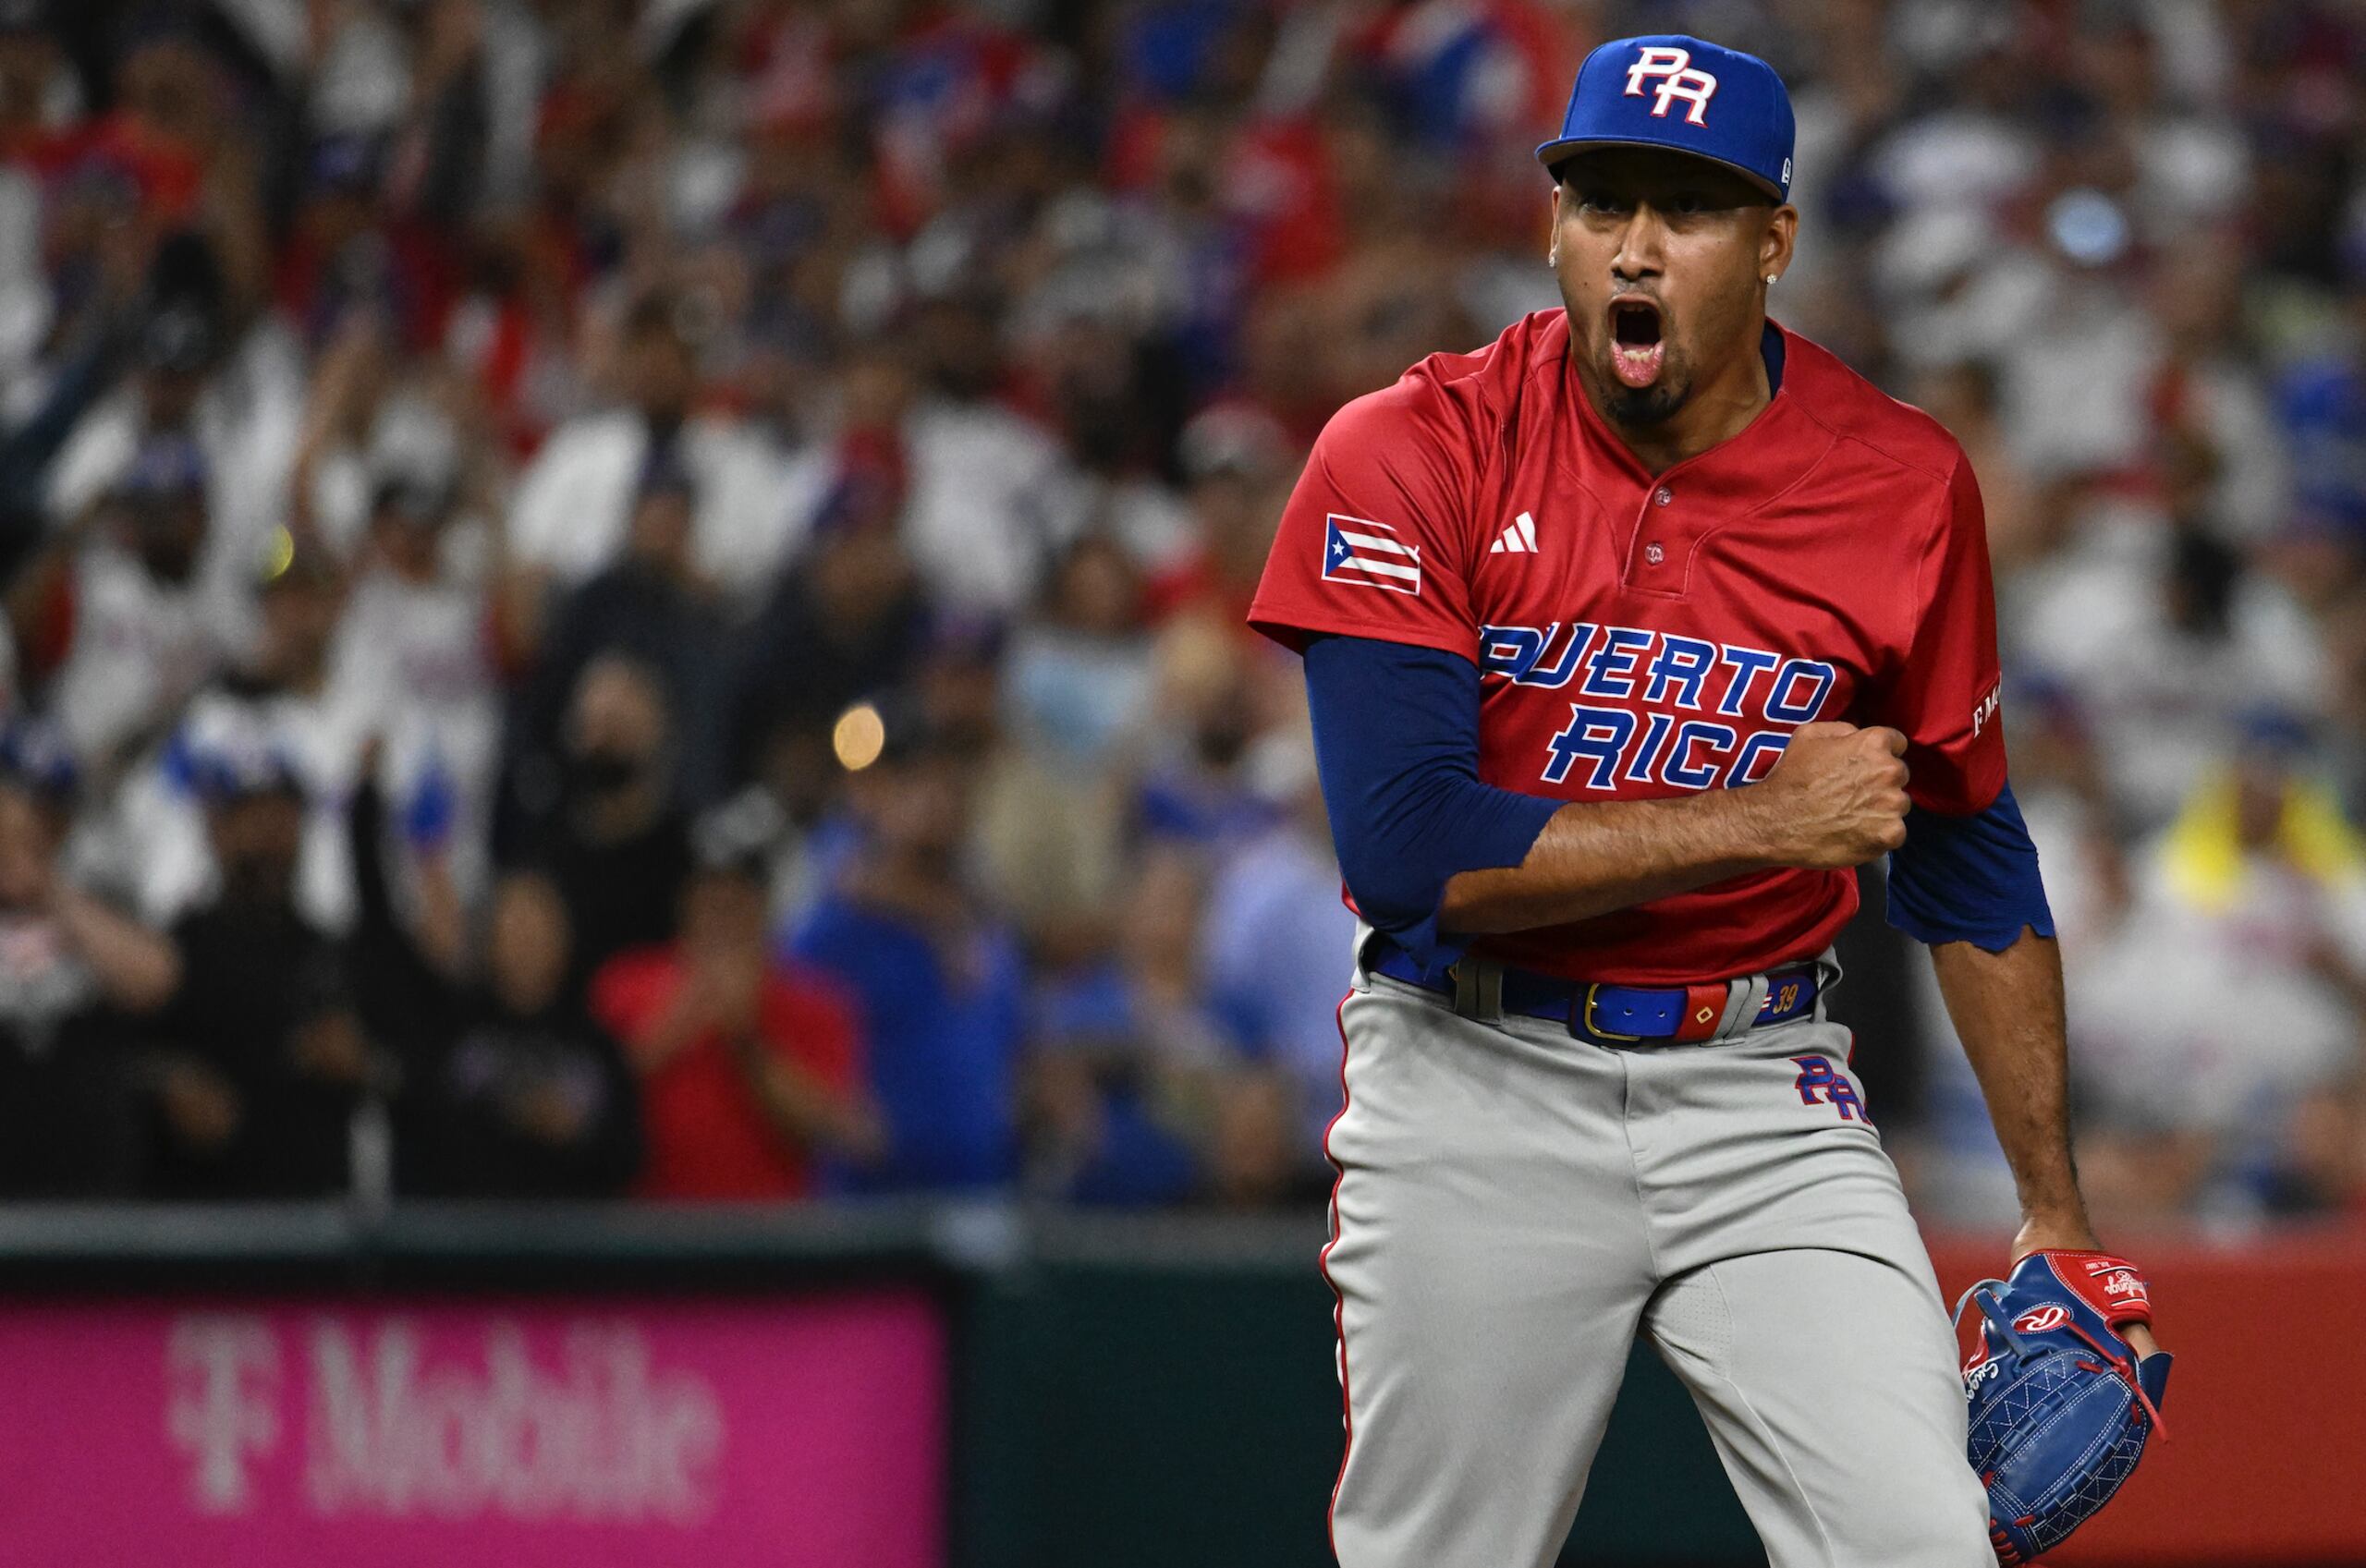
left=1609, top=298, right=1665, bottom=388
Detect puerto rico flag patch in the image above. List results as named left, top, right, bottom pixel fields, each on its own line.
left=1323, top=515, right=1421, bottom=595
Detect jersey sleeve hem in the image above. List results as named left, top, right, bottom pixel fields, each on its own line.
left=1245, top=602, right=1478, bottom=664
left=1884, top=909, right=2055, bottom=952
left=1906, top=759, right=2006, bottom=819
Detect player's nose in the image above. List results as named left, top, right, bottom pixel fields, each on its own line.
left=1609, top=206, right=1669, bottom=280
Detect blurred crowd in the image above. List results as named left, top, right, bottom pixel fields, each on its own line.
left=1, top=0, right=2364, bottom=1231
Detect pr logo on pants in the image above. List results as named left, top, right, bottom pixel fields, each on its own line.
left=1790, top=1055, right=1867, bottom=1123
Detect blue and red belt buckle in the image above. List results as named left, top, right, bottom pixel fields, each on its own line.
left=1579, top=969, right=1815, bottom=1044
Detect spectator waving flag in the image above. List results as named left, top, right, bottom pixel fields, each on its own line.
left=1322, top=516, right=1421, bottom=596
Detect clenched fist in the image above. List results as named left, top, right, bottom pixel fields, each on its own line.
left=1749, top=722, right=1911, bottom=869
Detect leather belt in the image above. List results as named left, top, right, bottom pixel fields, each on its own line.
left=1368, top=943, right=1820, bottom=1044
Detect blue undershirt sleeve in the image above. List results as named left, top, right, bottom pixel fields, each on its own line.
left=1884, top=780, right=2055, bottom=951
left=1302, top=634, right=1563, bottom=980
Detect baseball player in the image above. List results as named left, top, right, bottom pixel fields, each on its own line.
left=1248, top=35, right=2167, bottom=1568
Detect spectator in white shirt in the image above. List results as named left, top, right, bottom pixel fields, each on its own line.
left=326, top=474, right=502, bottom=903
left=16, top=433, right=220, bottom=773
left=105, top=537, right=368, bottom=933
left=897, top=298, right=1072, bottom=617
left=502, top=296, right=809, bottom=625
left=44, top=297, right=305, bottom=654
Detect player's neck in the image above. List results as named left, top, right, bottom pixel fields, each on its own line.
left=1588, top=326, right=1774, bottom=476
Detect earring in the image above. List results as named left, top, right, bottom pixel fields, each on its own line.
left=1765, top=273, right=1778, bottom=286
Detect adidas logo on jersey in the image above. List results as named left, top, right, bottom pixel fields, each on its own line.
left=1491, top=512, right=1540, bottom=555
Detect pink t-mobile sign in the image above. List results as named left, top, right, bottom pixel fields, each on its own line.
left=0, top=1292, right=945, bottom=1567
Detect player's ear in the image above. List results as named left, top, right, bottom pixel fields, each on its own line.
left=1759, top=204, right=1798, bottom=287
left=1547, top=183, right=1562, bottom=269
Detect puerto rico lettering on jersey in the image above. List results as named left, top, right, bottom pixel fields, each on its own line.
left=1480, top=619, right=1833, bottom=792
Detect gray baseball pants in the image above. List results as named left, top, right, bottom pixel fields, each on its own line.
left=1322, top=948, right=1992, bottom=1568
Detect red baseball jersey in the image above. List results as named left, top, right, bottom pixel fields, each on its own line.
left=1250, top=310, right=2006, bottom=985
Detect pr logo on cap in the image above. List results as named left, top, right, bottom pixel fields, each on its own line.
left=1623, top=45, right=1718, bottom=126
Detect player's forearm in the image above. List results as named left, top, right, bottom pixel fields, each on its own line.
left=1439, top=721, right=1911, bottom=934
left=1929, top=932, right=2090, bottom=1236
left=1438, top=788, right=1782, bottom=933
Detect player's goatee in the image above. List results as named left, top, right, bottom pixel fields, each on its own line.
left=1604, top=377, right=1688, bottom=427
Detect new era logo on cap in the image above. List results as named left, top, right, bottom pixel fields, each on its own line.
left=1537, top=34, right=1796, bottom=201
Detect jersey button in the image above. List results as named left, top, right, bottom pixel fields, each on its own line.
left=1653, top=486, right=1674, bottom=506
left=1644, top=541, right=1665, bottom=565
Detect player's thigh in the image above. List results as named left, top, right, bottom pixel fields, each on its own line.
left=1327, top=982, right=1653, bottom=1568
left=1643, top=1248, right=1991, bottom=1568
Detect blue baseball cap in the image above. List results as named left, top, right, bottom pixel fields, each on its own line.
left=1536, top=35, right=1795, bottom=202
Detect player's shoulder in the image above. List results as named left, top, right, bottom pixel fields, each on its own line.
left=1779, top=327, right=1969, bottom=491
left=1316, top=310, right=1562, bottom=460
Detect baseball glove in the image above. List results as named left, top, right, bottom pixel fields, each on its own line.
left=1955, top=1249, right=2172, bottom=1565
